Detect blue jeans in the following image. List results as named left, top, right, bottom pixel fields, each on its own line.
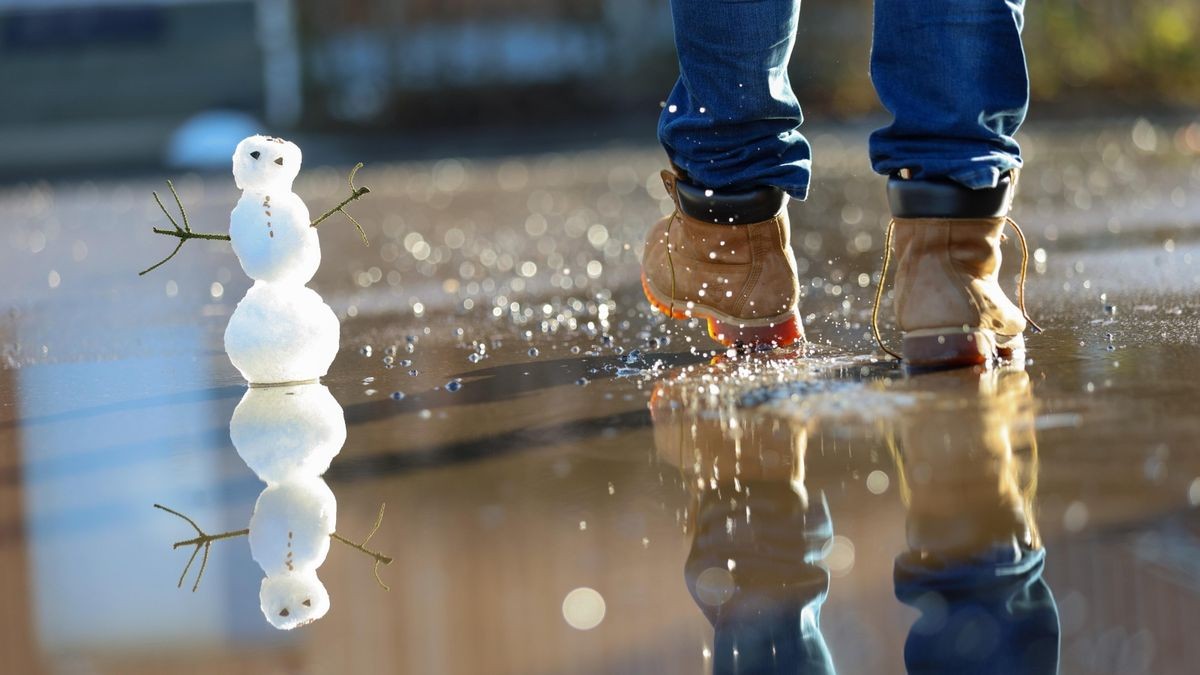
left=659, top=0, right=1029, bottom=199
left=895, top=546, right=1060, bottom=674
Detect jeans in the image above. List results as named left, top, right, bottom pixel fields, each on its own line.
left=658, top=0, right=1029, bottom=199
left=685, top=485, right=837, bottom=674
left=895, top=546, right=1061, bottom=674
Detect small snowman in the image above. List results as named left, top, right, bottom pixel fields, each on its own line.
left=141, top=135, right=370, bottom=384
left=155, top=382, right=391, bottom=630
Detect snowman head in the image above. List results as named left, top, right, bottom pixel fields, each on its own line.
left=233, top=135, right=302, bottom=191
left=260, top=571, right=330, bottom=629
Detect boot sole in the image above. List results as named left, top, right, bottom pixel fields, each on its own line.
left=641, top=274, right=804, bottom=348
left=902, top=328, right=1024, bottom=369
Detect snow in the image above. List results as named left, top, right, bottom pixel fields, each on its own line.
left=259, top=571, right=331, bottom=630
left=224, top=281, right=339, bottom=384
left=248, top=476, right=337, bottom=577
left=230, top=383, right=346, bottom=484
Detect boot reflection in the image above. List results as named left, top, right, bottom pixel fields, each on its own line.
left=893, top=366, right=1060, bottom=674
left=652, top=384, right=836, bottom=674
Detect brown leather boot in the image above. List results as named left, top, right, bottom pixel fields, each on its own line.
left=873, top=172, right=1038, bottom=368
left=642, top=170, right=803, bottom=348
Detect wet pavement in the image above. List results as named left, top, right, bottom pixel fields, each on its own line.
left=2, top=118, right=1200, bottom=674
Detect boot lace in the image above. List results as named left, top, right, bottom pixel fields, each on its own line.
left=870, top=216, right=1043, bottom=360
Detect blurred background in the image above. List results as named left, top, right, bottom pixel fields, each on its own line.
left=4, top=3, right=1200, bottom=675
left=1, top=0, right=1198, bottom=177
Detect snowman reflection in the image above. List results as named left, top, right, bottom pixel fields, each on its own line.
left=156, top=383, right=390, bottom=630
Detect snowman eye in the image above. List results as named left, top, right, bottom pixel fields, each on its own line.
left=303, top=599, right=312, bottom=607
left=250, top=151, right=261, bottom=160
left=274, top=157, right=284, bottom=166
left=279, top=608, right=290, bottom=617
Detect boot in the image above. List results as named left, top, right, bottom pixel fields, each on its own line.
left=873, top=171, right=1038, bottom=368
left=642, top=170, right=803, bottom=348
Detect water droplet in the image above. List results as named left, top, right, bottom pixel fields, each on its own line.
left=446, top=379, right=462, bottom=392
left=561, top=587, right=606, bottom=631
left=528, top=347, right=540, bottom=357
left=1063, top=501, right=1089, bottom=532
left=576, top=377, right=589, bottom=386
left=866, top=470, right=890, bottom=494
left=390, top=391, right=405, bottom=400
left=360, top=345, right=373, bottom=357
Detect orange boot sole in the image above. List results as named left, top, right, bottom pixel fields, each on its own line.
left=641, top=274, right=804, bottom=349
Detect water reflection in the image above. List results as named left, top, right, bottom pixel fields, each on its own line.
left=892, top=368, right=1060, bottom=674
left=155, top=382, right=391, bottom=630
left=651, top=362, right=1060, bottom=673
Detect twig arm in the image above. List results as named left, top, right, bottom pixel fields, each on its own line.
left=139, top=182, right=230, bottom=276
left=154, top=503, right=247, bottom=592
left=330, top=503, right=393, bottom=590
left=310, top=163, right=371, bottom=245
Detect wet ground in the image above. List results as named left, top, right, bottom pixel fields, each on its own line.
left=2, top=118, right=1200, bottom=674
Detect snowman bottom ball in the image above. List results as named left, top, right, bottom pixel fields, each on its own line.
left=225, top=281, right=339, bottom=384
left=230, top=383, right=346, bottom=484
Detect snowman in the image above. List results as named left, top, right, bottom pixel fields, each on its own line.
left=141, top=134, right=370, bottom=385
left=154, top=382, right=391, bottom=630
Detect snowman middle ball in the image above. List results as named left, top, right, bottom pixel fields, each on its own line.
left=249, top=476, right=338, bottom=576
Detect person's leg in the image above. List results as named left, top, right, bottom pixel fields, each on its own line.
left=659, top=0, right=811, bottom=199
left=868, top=0, right=1037, bottom=368
left=642, top=0, right=808, bottom=348
left=869, top=0, right=1028, bottom=188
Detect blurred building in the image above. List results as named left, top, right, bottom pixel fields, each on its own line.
left=0, top=0, right=294, bottom=173
left=0, top=0, right=1196, bottom=175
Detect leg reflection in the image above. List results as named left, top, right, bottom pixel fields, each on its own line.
left=892, top=367, right=1060, bottom=674
left=652, top=384, right=836, bottom=674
